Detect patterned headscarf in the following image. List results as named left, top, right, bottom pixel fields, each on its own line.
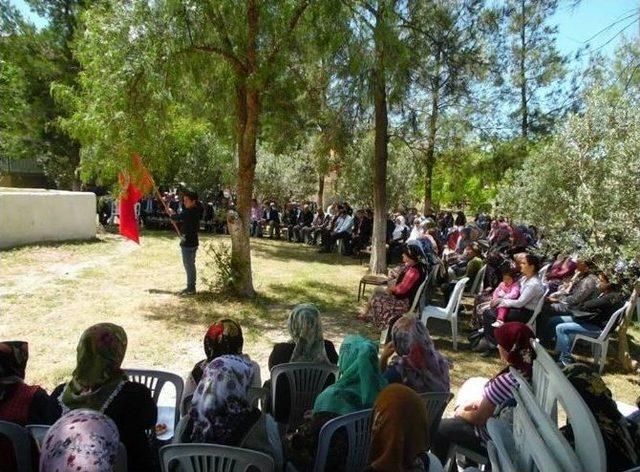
left=563, top=364, right=640, bottom=470
left=313, top=335, right=387, bottom=415
left=494, top=322, right=535, bottom=379
left=369, top=384, right=430, bottom=472
left=204, top=319, right=244, bottom=361
left=0, top=341, right=28, bottom=400
left=60, top=323, right=127, bottom=412
left=40, top=409, right=120, bottom=472
left=188, top=355, right=258, bottom=445
left=288, top=304, right=330, bottom=363
left=390, top=316, right=450, bottom=393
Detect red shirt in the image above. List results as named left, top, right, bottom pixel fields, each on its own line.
left=391, top=265, right=421, bottom=297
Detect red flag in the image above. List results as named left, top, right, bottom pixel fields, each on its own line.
left=119, top=174, right=142, bottom=243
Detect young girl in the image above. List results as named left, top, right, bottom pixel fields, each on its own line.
left=491, top=267, right=521, bottom=328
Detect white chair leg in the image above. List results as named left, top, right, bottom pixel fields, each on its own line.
left=451, top=319, right=458, bottom=351
left=598, top=341, right=609, bottom=374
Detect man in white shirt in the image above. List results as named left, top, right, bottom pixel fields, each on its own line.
left=319, top=209, right=354, bottom=253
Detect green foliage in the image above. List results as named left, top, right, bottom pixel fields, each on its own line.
left=336, top=132, right=420, bottom=209
left=201, top=240, right=235, bottom=292
left=498, top=87, right=640, bottom=266
left=254, top=147, right=317, bottom=205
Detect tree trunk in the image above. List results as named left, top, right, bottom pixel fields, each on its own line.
left=317, top=172, right=325, bottom=208
left=370, top=9, right=388, bottom=275
left=228, top=3, right=260, bottom=298
left=617, top=285, right=638, bottom=373
left=423, top=59, right=440, bottom=215
left=519, top=0, right=528, bottom=140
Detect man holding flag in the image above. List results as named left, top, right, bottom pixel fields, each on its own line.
left=119, top=154, right=202, bottom=295
left=167, top=189, right=202, bottom=295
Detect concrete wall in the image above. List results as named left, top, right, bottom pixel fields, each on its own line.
left=0, top=188, right=96, bottom=249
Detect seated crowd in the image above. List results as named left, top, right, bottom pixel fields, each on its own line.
left=4, top=213, right=640, bottom=471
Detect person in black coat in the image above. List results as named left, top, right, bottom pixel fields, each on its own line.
left=51, top=324, right=157, bottom=472
left=169, top=189, right=203, bottom=295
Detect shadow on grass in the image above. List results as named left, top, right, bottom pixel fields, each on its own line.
left=1, top=236, right=107, bottom=252
left=250, top=239, right=364, bottom=267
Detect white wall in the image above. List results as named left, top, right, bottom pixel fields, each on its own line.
left=0, top=188, right=96, bottom=249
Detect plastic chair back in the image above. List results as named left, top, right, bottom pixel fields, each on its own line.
left=486, top=439, right=508, bottom=472
left=270, top=363, right=338, bottom=431
left=125, top=368, right=184, bottom=429
left=25, top=424, right=48, bottom=449
left=409, top=276, right=429, bottom=313
left=530, top=340, right=606, bottom=471
left=313, top=409, right=373, bottom=472
left=248, top=386, right=268, bottom=410
left=418, top=391, right=453, bottom=438
left=468, top=265, right=486, bottom=295
left=0, top=420, right=32, bottom=472
left=597, top=302, right=629, bottom=341
left=538, top=263, right=551, bottom=281
left=447, top=277, right=469, bottom=318
left=527, top=288, right=549, bottom=330
left=160, top=443, right=274, bottom=472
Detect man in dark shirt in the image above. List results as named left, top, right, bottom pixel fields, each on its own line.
left=292, top=204, right=314, bottom=243
left=169, top=189, right=202, bottom=295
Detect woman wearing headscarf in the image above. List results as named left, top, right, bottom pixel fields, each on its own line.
left=0, top=341, right=57, bottom=471
left=359, top=245, right=426, bottom=329
left=380, top=316, right=450, bottom=393
left=40, top=409, right=120, bottom=472
left=51, top=323, right=157, bottom=471
left=286, top=335, right=388, bottom=471
left=265, top=304, right=338, bottom=422
left=366, top=384, right=435, bottom=472
left=182, top=319, right=261, bottom=414
left=562, top=364, right=640, bottom=471
left=432, top=322, right=536, bottom=462
left=177, top=355, right=282, bottom=469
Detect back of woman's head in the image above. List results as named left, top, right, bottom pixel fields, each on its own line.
left=0, top=341, right=28, bottom=381
left=369, top=384, right=429, bottom=472
left=40, top=409, right=119, bottom=472
left=287, top=304, right=329, bottom=363
left=73, top=323, right=127, bottom=389
left=524, top=253, right=541, bottom=273
left=203, top=319, right=244, bottom=361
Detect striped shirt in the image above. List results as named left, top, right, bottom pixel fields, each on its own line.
left=475, top=372, right=520, bottom=440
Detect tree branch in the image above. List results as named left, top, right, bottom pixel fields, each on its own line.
left=267, top=0, right=311, bottom=65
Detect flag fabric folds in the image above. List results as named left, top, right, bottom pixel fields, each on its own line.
left=118, top=154, right=154, bottom=244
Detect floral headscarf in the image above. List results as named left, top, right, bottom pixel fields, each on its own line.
left=60, top=323, right=127, bottom=412
left=191, top=319, right=246, bottom=385
left=187, top=355, right=258, bottom=445
left=204, top=319, right=244, bottom=361
left=494, top=322, right=535, bottom=379
left=562, top=364, right=640, bottom=470
left=390, top=316, right=450, bottom=393
left=312, top=335, right=387, bottom=415
left=0, top=341, right=28, bottom=400
left=369, top=384, right=430, bottom=472
left=288, top=304, right=330, bottom=363
left=40, top=409, right=120, bottom=472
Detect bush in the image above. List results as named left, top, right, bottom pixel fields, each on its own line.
left=201, top=240, right=235, bottom=292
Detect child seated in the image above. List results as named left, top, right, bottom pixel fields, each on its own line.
left=491, top=267, right=521, bottom=328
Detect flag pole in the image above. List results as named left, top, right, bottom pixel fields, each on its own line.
left=150, top=181, right=183, bottom=238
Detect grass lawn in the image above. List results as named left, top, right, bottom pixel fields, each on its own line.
left=1, top=231, right=639, bottom=407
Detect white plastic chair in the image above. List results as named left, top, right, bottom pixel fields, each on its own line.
left=125, top=368, right=184, bottom=431
left=466, top=265, right=486, bottom=296
left=248, top=386, right=268, bottom=410
left=570, top=301, right=629, bottom=374
left=530, top=340, right=606, bottom=472
left=312, top=408, right=373, bottom=472
left=508, top=371, right=581, bottom=472
left=526, top=288, right=549, bottom=332
left=0, top=420, right=32, bottom=472
left=269, top=362, right=339, bottom=431
left=160, top=443, right=274, bottom=472
left=485, top=439, right=508, bottom=472
left=427, top=452, right=445, bottom=472
left=421, top=277, right=469, bottom=350
left=418, top=391, right=453, bottom=437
